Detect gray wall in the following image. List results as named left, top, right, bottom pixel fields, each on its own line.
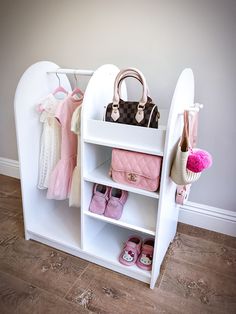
left=0, top=0, right=235, bottom=211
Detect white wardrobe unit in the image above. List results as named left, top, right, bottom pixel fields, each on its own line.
left=14, top=61, right=194, bottom=289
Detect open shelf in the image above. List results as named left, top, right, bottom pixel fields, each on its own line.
left=84, top=221, right=152, bottom=281
left=84, top=190, right=157, bottom=235
left=27, top=200, right=81, bottom=251
left=83, top=159, right=160, bottom=199
left=84, top=119, right=166, bottom=156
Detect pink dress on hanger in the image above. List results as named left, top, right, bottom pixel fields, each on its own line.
left=47, top=94, right=83, bottom=200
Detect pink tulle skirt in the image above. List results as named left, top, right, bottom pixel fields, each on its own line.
left=47, top=156, right=76, bottom=200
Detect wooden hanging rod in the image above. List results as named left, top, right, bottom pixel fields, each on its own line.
left=47, top=68, right=94, bottom=76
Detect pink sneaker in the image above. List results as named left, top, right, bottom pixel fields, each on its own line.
left=89, top=184, right=110, bottom=215
left=104, top=188, right=128, bottom=220
left=136, top=238, right=154, bottom=271
left=119, top=236, right=142, bottom=266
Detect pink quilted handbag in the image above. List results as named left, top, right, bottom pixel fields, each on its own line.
left=111, top=149, right=162, bottom=191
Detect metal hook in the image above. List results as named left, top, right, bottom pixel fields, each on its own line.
left=56, top=71, right=61, bottom=86
left=194, top=103, right=204, bottom=110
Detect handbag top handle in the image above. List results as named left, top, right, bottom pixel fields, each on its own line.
left=180, top=110, right=199, bottom=151
left=189, top=111, right=199, bottom=148
left=113, top=68, right=148, bottom=108
left=180, top=111, right=190, bottom=152
left=117, top=71, right=150, bottom=98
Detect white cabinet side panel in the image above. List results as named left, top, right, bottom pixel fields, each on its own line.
left=150, top=69, right=195, bottom=288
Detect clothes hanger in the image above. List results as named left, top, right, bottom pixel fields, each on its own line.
left=71, top=72, right=84, bottom=98
left=53, top=72, right=68, bottom=96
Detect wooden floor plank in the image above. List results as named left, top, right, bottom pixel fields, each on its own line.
left=0, top=175, right=22, bottom=215
left=167, top=232, right=236, bottom=278
left=177, top=222, right=236, bottom=249
left=160, top=258, right=236, bottom=313
left=65, top=263, right=216, bottom=314
left=0, top=210, right=24, bottom=238
left=0, top=237, right=89, bottom=298
left=0, top=270, right=89, bottom=314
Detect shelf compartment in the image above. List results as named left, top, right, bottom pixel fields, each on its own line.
left=84, top=119, right=166, bottom=156
left=84, top=221, right=152, bottom=282
left=26, top=199, right=81, bottom=251
left=83, top=159, right=160, bottom=199
left=84, top=190, right=157, bottom=235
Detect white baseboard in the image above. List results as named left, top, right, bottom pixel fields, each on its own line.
left=0, top=157, right=235, bottom=237
left=179, top=201, right=236, bottom=237
left=0, top=157, right=20, bottom=179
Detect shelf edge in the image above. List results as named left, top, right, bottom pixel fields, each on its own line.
left=83, top=248, right=152, bottom=280
left=84, top=137, right=164, bottom=156
left=27, top=230, right=151, bottom=284
left=83, top=176, right=159, bottom=199
left=84, top=211, right=156, bottom=236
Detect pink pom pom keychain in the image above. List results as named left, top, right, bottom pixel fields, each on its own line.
left=187, top=149, right=212, bottom=173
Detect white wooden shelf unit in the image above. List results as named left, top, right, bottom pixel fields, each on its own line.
left=14, top=61, right=195, bottom=289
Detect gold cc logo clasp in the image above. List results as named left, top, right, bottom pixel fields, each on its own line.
left=127, top=173, right=137, bottom=182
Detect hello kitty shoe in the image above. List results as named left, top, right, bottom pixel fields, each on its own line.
left=136, top=238, right=154, bottom=271
left=89, top=184, right=110, bottom=215
left=119, top=236, right=142, bottom=266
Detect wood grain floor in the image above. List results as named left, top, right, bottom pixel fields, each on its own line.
left=0, top=174, right=235, bottom=313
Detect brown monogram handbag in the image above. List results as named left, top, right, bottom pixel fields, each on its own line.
left=105, top=68, right=160, bottom=128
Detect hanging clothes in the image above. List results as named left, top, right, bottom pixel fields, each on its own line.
left=69, top=104, right=82, bottom=207
left=47, top=94, right=83, bottom=200
left=37, top=94, right=61, bottom=189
